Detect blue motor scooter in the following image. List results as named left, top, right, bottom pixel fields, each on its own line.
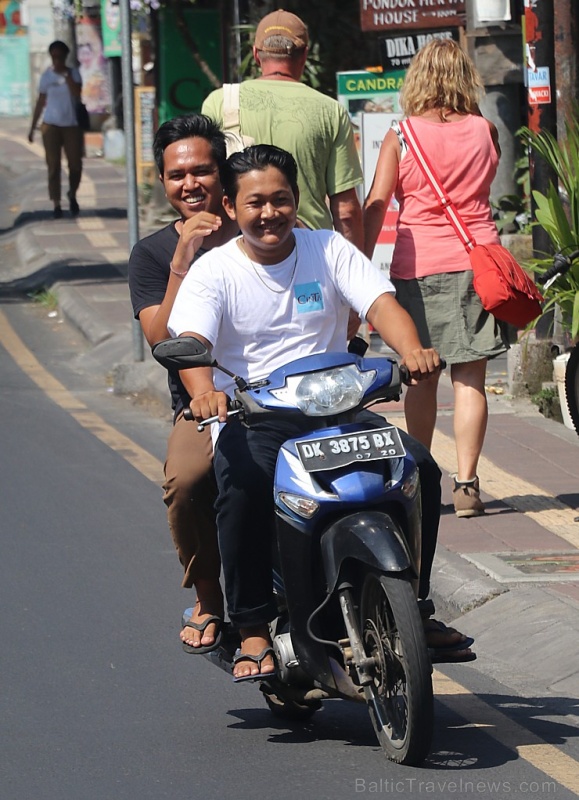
left=153, top=336, right=435, bottom=766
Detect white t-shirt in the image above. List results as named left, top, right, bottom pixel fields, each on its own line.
left=39, top=67, right=82, bottom=127
left=168, top=228, right=395, bottom=397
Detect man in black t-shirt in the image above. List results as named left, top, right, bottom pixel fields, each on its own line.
left=128, top=115, right=238, bottom=654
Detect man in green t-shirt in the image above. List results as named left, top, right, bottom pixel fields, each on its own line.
left=202, top=9, right=364, bottom=250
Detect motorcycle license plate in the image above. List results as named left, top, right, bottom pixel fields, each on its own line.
left=295, top=427, right=406, bottom=472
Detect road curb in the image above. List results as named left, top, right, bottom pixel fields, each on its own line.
left=429, top=544, right=506, bottom=622
left=53, top=283, right=114, bottom=346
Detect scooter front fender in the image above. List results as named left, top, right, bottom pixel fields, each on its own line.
left=321, top=511, right=415, bottom=594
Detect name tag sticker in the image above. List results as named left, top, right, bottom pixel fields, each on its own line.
left=295, top=282, right=324, bottom=314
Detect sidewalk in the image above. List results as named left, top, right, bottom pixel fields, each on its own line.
left=2, top=117, right=579, bottom=709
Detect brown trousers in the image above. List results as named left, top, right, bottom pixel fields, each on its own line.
left=163, top=412, right=220, bottom=588
left=41, top=123, right=83, bottom=204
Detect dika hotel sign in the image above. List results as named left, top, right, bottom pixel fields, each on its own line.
left=360, top=0, right=466, bottom=33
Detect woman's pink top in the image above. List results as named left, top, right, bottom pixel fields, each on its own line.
left=390, top=114, right=500, bottom=280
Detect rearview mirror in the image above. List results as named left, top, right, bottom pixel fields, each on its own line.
left=152, top=337, right=214, bottom=370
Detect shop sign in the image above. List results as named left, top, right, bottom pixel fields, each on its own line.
left=135, top=86, right=155, bottom=184
left=527, top=66, right=551, bottom=106
left=337, top=73, right=404, bottom=273
left=379, top=28, right=457, bottom=70
left=360, top=0, right=465, bottom=33
left=337, top=70, right=405, bottom=124
left=361, top=112, right=400, bottom=274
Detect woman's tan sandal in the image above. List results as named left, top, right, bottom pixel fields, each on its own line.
left=452, top=475, right=485, bottom=518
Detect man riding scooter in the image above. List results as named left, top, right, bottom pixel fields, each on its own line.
left=167, top=145, right=476, bottom=679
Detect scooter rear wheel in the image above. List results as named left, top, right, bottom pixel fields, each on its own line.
left=359, top=572, right=433, bottom=766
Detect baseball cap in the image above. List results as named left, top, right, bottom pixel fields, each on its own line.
left=254, top=9, right=309, bottom=53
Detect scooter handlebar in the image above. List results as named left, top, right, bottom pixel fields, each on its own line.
left=182, top=357, right=448, bottom=425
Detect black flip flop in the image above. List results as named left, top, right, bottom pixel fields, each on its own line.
left=424, top=619, right=476, bottom=664
left=181, top=608, right=224, bottom=655
left=232, top=646, right=276, bottom=683
left=429, top=648, right=477, bottom=664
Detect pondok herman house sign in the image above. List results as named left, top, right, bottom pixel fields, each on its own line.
left=359, top=0, right=466, bottom=33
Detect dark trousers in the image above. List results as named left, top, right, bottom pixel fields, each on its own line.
left=213, top=413, right=441, bottom=628
left=41, top=123, right=83, bottom=204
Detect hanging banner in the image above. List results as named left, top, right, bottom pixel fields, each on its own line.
left=101, top=0, right=121, bottom=57
left=0, top=0, right=25, bottom=35
left=360, top=0, right=465, bottom=33
left=76, top=16, right=111, bottom=114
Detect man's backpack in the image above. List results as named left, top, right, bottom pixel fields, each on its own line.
left=222, top=83, right=255, bottom=156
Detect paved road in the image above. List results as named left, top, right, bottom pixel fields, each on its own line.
left=2, top=298, right=579, bottom=799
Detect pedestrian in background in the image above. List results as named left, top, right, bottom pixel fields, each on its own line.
left=29, top=40, right=83, bottom=219
left=363, top=39, right=508, bottom=518
left=202, top=9, right=364, bottom=250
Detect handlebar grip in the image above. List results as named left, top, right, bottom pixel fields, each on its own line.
left=542, top=252, right=571, bottom=286
left=399, top=365, right=410, bottom=384
left=196, top=407, right=244, bottom=432
left=399, top=358, right=446, bottom=386
left=183, top=407, right=194, bottom=421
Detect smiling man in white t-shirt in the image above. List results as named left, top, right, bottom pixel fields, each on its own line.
left=168, top=144, right=474, bottom=679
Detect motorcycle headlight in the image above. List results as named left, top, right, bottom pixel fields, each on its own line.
left=271, top=364, right=376, bottom=416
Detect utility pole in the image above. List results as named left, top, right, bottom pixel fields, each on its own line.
left=524, top=0, right=557, bottom=259
left=465, top=2, right=523, bottom=205
left=523, top=0, right=558, bottom=339
left=119, top=0, right=144, bottom=362
left=554, top=0, right=578, bottom=138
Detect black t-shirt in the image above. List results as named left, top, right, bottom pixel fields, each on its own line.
left=128, top=222, right=206, bottom=418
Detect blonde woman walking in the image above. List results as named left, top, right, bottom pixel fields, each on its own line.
left=364, top=39, right=508, bottom=517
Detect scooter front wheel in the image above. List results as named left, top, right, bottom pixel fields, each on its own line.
left=359, top=572, right=433, bottom=766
